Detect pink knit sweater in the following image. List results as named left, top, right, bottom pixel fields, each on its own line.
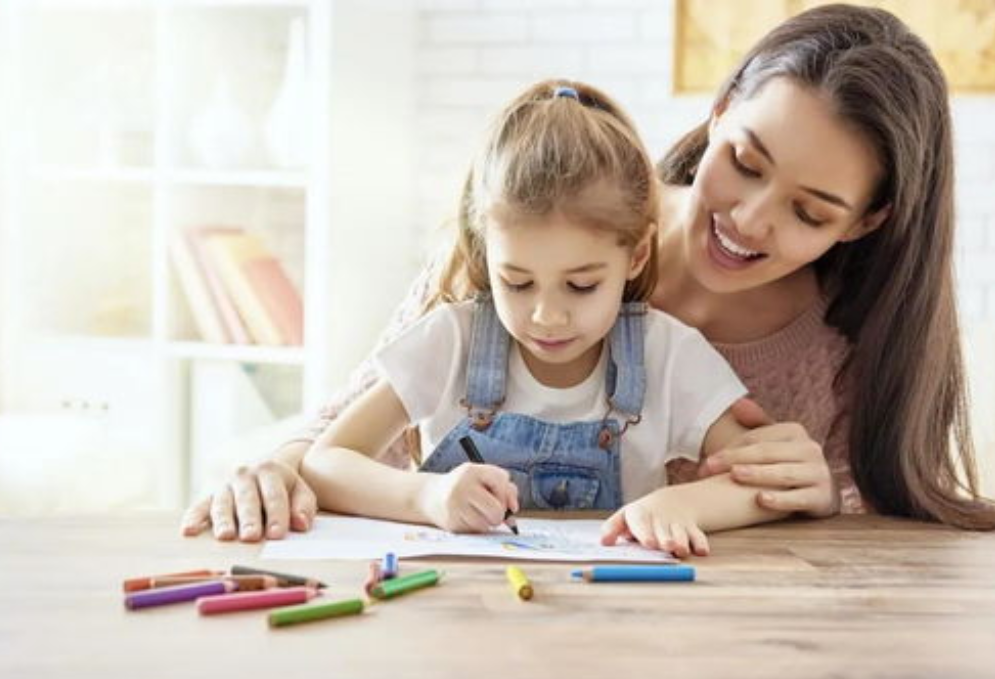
left=291, top=263, right=864, bottom=514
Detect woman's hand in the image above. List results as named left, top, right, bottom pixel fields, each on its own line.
left=699, top=398, right=839, bottom=518
left=417, top=463, right=519, bottom=533
left=600, top=488, right=709, bottom=558
left=180, top=459, right=318, bottom=542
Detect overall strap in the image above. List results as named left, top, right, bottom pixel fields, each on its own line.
left=462, top=295, right=510, bottom=428
left=605, top=301, right=648, bottom=421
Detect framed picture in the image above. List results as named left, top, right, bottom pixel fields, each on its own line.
left=674, top=0, right=995, bottom=94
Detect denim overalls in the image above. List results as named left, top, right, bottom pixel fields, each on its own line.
left=419, top=297, right=647, bottom=510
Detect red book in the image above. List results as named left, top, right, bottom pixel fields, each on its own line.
left=186, top=226, right=253, bottom=345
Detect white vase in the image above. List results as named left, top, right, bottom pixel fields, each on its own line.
left=264, top=17, right=309, bottom=169
left=188, top=74, right=253, bottom=169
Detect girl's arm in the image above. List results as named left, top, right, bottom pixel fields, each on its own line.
left=302, top=379, right=520, bottom=531
left=600, top=407, right=788, bottom=556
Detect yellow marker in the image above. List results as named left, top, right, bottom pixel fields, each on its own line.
left=506, top=565, right=533, bottom=601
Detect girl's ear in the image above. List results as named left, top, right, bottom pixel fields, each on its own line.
left=840, top=204, right=891, bottom=243
left=628, top=223, right=658, bottom=280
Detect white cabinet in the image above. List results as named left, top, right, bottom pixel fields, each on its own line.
left=0, top=0, right=416, bottom=510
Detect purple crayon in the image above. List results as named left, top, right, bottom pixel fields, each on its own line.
left=125, top=580, right=235, bottom=610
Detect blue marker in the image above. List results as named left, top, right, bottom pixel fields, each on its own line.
left=570, top=565, right=695, bottom=582
left=381, top=552, right=399, bottom=580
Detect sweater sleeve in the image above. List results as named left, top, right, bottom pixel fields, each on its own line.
left=283, top=258, right=439, bottom=469
left=823, top=408, right=866, bottom=514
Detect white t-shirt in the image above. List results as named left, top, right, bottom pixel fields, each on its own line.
left=374, top=301, right=747, bottom=502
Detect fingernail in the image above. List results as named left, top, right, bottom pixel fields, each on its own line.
left=268, top=523, right=281, bottom=537
left=734, top=466, right=752, bottom=478
left=760, top=492, right=775, bottom=504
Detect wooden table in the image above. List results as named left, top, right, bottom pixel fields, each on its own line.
left=1, top=514, right=994, bottom=678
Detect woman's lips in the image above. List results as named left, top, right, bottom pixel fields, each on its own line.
left=532, top=337, right=576, bottom=351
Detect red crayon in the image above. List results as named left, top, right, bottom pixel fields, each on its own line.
left=363, top=561, right=383, bottom=596
left=197, top=586, right=319, bottom=615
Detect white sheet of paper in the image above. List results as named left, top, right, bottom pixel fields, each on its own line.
left=261, top=515, right=676, bottom=563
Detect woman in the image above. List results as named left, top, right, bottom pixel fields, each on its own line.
left=183, top=4, right=995, bottom=542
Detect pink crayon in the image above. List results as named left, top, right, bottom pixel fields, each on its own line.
left=196, top=586, right=319, bottom=615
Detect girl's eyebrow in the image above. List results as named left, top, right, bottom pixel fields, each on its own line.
left=742, top=127, right=854, bottom=211
left=501, top=262, right=608, bottom=274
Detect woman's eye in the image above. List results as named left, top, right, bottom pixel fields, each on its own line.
left=503, top=280, right=533, bottom=292
left=568, top=282, right=599, bottom=294
left=730, top=148, right=761, bottom=178
left=794, top=205, right=826, bottom=227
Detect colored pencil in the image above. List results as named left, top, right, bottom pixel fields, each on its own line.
left=506, top=565, right=533, bottom=600
left=363, top=561, right=383, bottom=595
left=125, top=580, right=235, bottom=609
left=570, top=565, right=696, bottom=582
left=268, top=598, right=364, bottom=628
left=197, top=586, right=318, bottom=615
left=370, top=569, right=441, bottom=600
left=122, top=569, right=222, bottom=593
left=381, top=552, right=399, bottom=579
left=457, top=436, right=519, bottom=535
left=230, top=565, right=326, bottom=589
left=151, top=574, right=277, bottom=591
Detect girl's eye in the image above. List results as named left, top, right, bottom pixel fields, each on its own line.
left=568, top=282, right=599, bottom=294
left=730, top=147, right=761, bottom=178
left=503, top=280, right=533, bottom=292
left=794, top=205, right=826, bottom=227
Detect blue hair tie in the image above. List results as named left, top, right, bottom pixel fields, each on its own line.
left=553, top=86, right=580, bottom=100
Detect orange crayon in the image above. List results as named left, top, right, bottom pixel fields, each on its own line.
left=152, top=574, right=277, bottom=591
left=123, top=569, right=222, bottom=593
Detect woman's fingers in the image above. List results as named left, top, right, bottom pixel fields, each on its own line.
left=289, top=479, right=318, bottom=532
left=180, top=496, right=212, bottom=537
left=230, top=468, right=265, bottom=542
left=756, top=486, right=837, bottom=516
left=209, top=486, right=237, bottom=541
left=687, top=524, right=710, bottom=556
left=731, top=461, right=827, bottom=488
left=729, top=397, right=774, bottom=428
left=257, top=467, right=292, bottom=539
left=703, top=436, right=821, bottom=475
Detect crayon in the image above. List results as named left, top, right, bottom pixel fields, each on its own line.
left=125, top=580, right=235, bottom=610
left=363, top=561, right=383, bottom=595
left=381, top=552, right=399, bottom=579
left=230, top=565, right=326, bottom=589
left=122, top=569, right=222, bottom=593
left=457, top=436, right=519, bottom=535
left=268, top=598, right=364, bottom=628
left=506, top=565, right=533, bottom=600
left=370, top=569, right=441, bottom=600
left=570, top=565, right=696, bottom=583
left=151, top=574, right=277, bottom=591
left=197, top=586, right=318, bottom=615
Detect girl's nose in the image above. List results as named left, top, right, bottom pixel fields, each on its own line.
left=532, top=297, right=569, bottom=328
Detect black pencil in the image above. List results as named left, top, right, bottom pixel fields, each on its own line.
left=458, top=436, right=519, bottom=535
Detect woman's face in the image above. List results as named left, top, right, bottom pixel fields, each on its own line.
left=682, top=77, right=887, bottom=294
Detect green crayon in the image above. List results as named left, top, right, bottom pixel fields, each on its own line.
left=268, top=597, right=364, bottom=628
left=370, top=569, right=441, bottom=600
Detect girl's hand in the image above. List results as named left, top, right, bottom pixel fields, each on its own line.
left=418, top=463, right=519, bottom=533
left=600, top=489, right=709, bottom=558
left=180, top=460, right=318, bottom=542
left=699, top=398, right=839, bottom=518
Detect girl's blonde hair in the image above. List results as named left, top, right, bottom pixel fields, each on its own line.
left=426, top=79, right=660, bottom=312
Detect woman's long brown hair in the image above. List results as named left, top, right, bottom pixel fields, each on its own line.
left=659, top=4, right=994, bottom=529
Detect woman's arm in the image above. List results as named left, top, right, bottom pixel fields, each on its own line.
left=181, top=260, right=438, bottom=541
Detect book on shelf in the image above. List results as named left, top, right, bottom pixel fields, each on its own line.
left=171, top=226, right=304, bottom=347
left=200, top=229, right=305, bottom=347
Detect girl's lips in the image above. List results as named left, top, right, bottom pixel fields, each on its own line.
left=707, top=216, right=767, bottom=271
left=533, top=337, right=576, bottom=351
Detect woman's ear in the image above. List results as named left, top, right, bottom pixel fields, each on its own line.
left=840, top=204, right=891, bottom=243
left=628, top=223, right=658, bottom=279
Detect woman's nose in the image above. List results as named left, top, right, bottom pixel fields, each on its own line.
left=730, top=190, right=774, bottom=241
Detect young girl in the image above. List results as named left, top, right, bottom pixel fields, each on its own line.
left=299, top=81, right=785, bottom=557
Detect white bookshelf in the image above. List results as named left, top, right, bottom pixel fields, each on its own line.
left=0, top=0, right=417, bottom=510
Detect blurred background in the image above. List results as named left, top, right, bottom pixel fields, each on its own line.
left=0, top=0, right=992, bottom=515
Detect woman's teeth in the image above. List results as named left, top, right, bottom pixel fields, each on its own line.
left=713, top=220, right=764, bottom=260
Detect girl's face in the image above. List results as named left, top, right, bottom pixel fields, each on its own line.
left=681, top=77, right=888, bottom=294
left=485, top=212, right=651, bottom=388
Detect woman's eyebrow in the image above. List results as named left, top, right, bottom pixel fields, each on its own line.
left=743, top=127, right=854, bottom=211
